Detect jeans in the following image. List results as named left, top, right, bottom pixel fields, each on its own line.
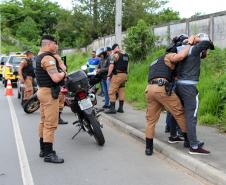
left=101, top=79, right=109, bottom=106
left=166, top=112, right=182, bottom=137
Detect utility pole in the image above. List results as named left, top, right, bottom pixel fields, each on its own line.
left=0, top=15, right=1, bottom=54
left=115, top=0, right=122, bottom=47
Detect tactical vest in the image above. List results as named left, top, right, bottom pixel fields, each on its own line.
left=148, top=55, right=173, bottom=82
left=22, top=58, right=35, bottom=79
left=35, top=52, right=62, bottom=87
left=113, top=52, right=129, bottom=73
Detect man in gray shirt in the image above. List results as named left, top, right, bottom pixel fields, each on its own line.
left=175, top=33, right=214, bottom=155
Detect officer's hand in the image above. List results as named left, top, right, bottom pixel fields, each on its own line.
left=96, top=69, right=101, bottom=74
left=188, top=35, right=196, bottom=45
left=20, top=78, right=24, bottom=83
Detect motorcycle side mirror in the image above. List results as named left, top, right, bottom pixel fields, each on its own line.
left=81, top=65, right=87, bottom=71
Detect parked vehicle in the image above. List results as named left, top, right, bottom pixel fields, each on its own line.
left=2, top=54, right=26, bottom=87
left=0, top=55, right=9, bottom=80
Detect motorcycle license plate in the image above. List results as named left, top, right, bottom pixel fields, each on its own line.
left=78, top=98, right=93, bottom=110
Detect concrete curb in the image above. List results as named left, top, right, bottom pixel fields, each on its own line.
left=101, top=113, right=226, bottom=185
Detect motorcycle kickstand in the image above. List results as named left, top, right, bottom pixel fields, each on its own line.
left=72, top=127, right=82, bottom=139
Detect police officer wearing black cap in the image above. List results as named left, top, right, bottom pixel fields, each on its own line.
left=36, top=35, right=66, bottom=163
left=106, top=44, right=129, bottom=114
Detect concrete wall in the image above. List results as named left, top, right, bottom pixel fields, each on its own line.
left=61, top=11, right=226, bottom=54
left=154, top=11, right=226, bottom=48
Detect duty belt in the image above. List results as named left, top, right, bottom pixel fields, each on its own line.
left=116, top=70, right=127, bottom=74
left=149, top=79, right=169, bottom=86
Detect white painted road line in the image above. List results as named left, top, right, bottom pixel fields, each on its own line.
left=7, top=96, right=34, bottom=185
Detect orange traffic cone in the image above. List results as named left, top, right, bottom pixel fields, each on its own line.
left=5, top=79, right=13, bottom=96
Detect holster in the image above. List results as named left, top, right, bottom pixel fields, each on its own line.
left=112, top=68, right=117, bottom=75
left=22, top=73, right=27, bottom=80
left=51, top=86, right=60, bottom=99
left=165, top=82, right=174, bottom=96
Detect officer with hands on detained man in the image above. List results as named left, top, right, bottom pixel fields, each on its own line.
left=174, top=33, right=215, bottom=155
left=144, top=35, right=198, bottom=156
left=18, top=51, right=35, bottom=105
left=106, top=43, right=129, bottom=114
left=35, top=35, right=67, bottom=164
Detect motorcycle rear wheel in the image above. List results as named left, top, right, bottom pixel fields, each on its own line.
left=23, top=94, right=40, bottom=114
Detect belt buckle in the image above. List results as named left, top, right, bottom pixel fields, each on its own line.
left=158, top=79, right=164, bottom=86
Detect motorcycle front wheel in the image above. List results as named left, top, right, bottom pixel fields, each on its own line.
left=23, top=94, right=40, bottom=114
left=84, top=112, right=105, bottom=146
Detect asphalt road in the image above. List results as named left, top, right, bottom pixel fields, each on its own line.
left=0, top=84, right=210, bottom=185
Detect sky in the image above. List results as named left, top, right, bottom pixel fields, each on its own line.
left=51, top=0, right=226, bottom=18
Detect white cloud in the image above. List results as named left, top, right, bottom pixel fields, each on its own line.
left=51, top=0, right=225, bottom=18
left=51, top=0, right=73, bottom=10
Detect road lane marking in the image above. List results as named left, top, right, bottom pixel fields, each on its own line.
left=7, top=96, right=35, bottom=185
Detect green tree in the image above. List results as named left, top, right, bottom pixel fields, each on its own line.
left=16, top=16, right=39, bottom=42
left=124, top=19, right=156, bottom=62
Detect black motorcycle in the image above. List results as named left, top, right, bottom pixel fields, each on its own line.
left=24, top=70, right=105, bottom=146
left=64, top=70, right=105, bottom=146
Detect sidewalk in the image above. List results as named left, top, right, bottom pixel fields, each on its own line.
left=97, top=97, right=226, bottom=185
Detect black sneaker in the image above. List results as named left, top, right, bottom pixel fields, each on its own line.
left=168, top=136, right=184, bottom=144
left=184, top=141, right=205, bottom=148
left=189, top=147, right=210, bottom=155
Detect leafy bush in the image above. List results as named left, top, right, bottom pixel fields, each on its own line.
left=198, top=48, right=226, bottom=126
left=67, top=51, right=89, bottom=72
left=124, top=19, right=156, bottom=62
left=125, top=48, right=165, bottom=108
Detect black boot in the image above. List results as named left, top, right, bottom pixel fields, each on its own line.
left=43, top=143, right=64, bottom=164
left=39, top=138, right=45, bottom=157
left=117, top=100, right=124, bottom=113
left=145, top=138, right=153, bottom=156
left=58, top=112, right=68, bottom=125
left=105, top=102, right=116, bottom=114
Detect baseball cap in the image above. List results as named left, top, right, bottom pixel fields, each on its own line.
left=196, top=33, right=214, bottom=50
left=105, top=46, right=112, bottom=52
left=24, top=51, right=33, bottom=55
left=96, top=48, right=105, bottom=56
left=112, top=43, right=119, bottom=50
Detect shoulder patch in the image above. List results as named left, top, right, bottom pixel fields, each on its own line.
left=48, top=60, right=56, bottom=65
